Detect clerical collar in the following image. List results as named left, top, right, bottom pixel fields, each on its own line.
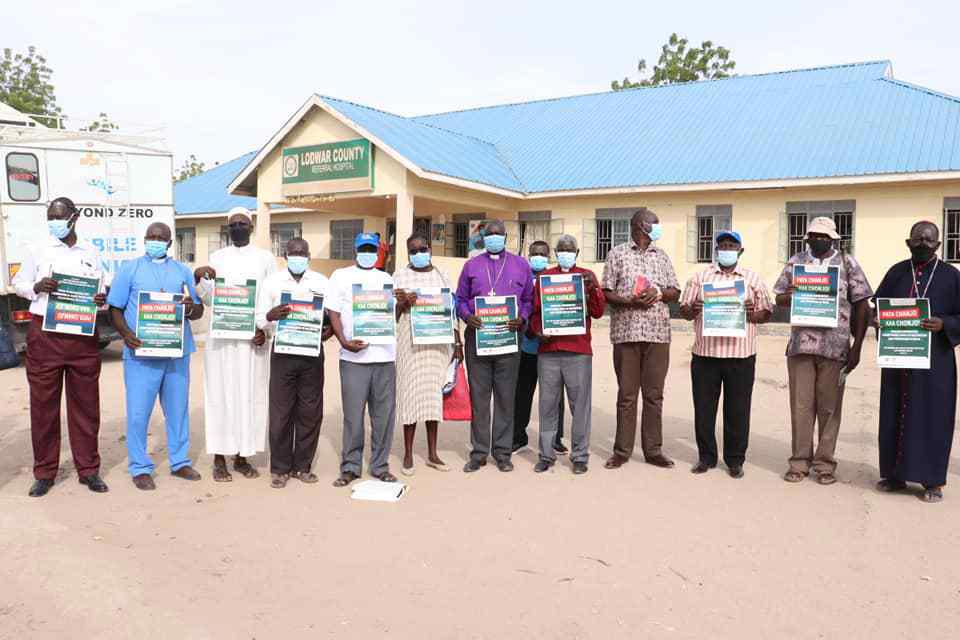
left=487, top=252, right=501, bottom=260
left=151, top=257, right=167, bottom=264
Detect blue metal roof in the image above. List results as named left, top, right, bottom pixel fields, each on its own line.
left=175, top=151, right=257, bottom=215
left=325, top=61, right=960, bottom=194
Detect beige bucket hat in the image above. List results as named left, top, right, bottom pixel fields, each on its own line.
left=805, top=216, right=841, bottom=240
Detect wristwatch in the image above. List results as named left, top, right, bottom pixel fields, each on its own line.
left=653, top=285, right=663, bottom=302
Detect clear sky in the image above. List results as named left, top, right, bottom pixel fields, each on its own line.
left=4, top=0, right=959, bottom=170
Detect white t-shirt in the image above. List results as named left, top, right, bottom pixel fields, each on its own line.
left=326, top=265, right=396, bottom=363
left=255, top=268, right=329, bottom=336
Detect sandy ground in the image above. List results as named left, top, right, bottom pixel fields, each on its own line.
left=1, top=326, right=959, bottom=640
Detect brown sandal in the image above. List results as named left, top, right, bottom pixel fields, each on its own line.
left=292, top=471, right=318, bottom=484
left=783, top=470, right=805, bottom=483
left=373, top=471, right=397, bottom=483
left=332, top=471, right=359, bottom=487
left=233, top=456, right=260, bottom=479
left=212, top=464, right=232, bottom=483
left=816, top=472, right=837, bottom=485
left=270, top=473, right=289, bottom=489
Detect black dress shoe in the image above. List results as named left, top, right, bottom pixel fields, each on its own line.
left=728, top=465, right=744, bottom=479
left=511, top=441, right=528, bottom=454
left=691, top=461, right=715, bottom=474
left=554, top=441, right=569, bottom=455
left=171, top=466, right=202, bottom=481
left=496, top=459, right=514, bottom=472
left=533, top=459, right=553, bottom=473
left=79, top=474, right=109, bottom=493
left=463, top=459, right=487, bottom=473
left=572, top=462, right=588, bottom=475
left=645, top=454, right=675, bottom=468
left=28, top=478, right=54, bottom=497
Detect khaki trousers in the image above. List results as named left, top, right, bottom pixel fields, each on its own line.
left=786, top=354, right=846, bottom=474
left=613, top=342, right=670, bottom=459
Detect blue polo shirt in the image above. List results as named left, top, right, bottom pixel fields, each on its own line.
left=107, top=255, right=201, bottom=360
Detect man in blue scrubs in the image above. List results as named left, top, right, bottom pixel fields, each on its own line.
left=108, top=222, right=205, bottom=490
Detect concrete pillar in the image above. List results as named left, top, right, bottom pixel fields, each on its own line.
left=394, top=176, right=414, bottom=270
left=254, top=199, right=272, bottom=252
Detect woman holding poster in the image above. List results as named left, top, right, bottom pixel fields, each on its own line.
left=394, top=232, right=463, bottom=476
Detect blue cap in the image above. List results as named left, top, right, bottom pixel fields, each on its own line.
left=355, top=232, right=379, bottom=249
left=715, top=230, right=742, bottom=245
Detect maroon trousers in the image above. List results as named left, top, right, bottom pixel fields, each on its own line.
left=25, top=316, right=102, bottom=480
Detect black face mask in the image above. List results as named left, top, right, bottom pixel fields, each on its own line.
left=909, top=244, right=936, bottom=264
left=807, top=239, right=832, bottom=256
left=230, top=226, right=251, bottom=245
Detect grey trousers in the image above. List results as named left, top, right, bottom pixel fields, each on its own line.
left=465, top=329, right=520, bottom=464
left=339, top=360, right=396, bottom=476
left=538, top=352, right=592, bottom=463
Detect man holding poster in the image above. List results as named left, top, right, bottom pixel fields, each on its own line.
left=873, top=221, right=960, bottom=503
left=679, top=231, right=771, bottom=478
left=108, top=222, right=204, bottom=490
left=257, top=239, right=332, bottom=489
left=773, top=217, right=872, bottom=485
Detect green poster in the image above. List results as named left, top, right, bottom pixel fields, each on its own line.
left=274, top=291, right=325, bottom=357
left=352, top=283, right=395, bottom=344
left=410, top=287, right=455, bottom=345
left=42, top=268, right=100, bottom=336
left=475, top=295, right=518, bottom=356
left=877, top=297, right=931, bottom=369
left=701, top=279, right=747, bottom=338
left=790, top=264, right=840, bottom=328
left=540, top=273, right=587, bottom=336
left=211, top=277, right=258, bottom=339
left=135, top=291, right=184, bottom=358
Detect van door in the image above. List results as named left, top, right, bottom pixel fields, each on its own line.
left=1, top=148, right=47, bottom=288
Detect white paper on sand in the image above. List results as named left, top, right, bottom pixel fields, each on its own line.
left=350, top=480, right=408, bottom=502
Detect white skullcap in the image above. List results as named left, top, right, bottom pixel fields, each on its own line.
left=227, top=206, right=253, bottom=222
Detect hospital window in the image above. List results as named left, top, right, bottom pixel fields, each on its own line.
left=176, top=227, right=196, bottom=263
left=594, top=208, right=633, bottom=262
left=6, top=152, right=40, bottom=202
left=453, top=223, right=470, bottom=257
left=330, top=219, right=363, bottom=260
left=945, top=205, right=960, bottom=262
left=693, top=205, right=733, bottom=263
left=271, top=222, right=302, bottom=257
left=785, top=201, right=855, bottom=257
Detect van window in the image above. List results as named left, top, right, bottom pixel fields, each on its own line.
left=6, top=153, right=40, bottom=201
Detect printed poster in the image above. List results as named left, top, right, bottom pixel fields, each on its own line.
left=701, top=279, right=747, bottom=338
left=410, top=287, right=455, bottom=345
left=42, top=268, right=101, bottom=336
left=475, top=295, right=518, bottom=356
left=352, top=283, right=395, bottom=344
left=876, top=297, right=931, bottom=369
left=540, top=273, right=586, bottom=336
left=211, top=277, right=257, bottom=339
left=135, top=291, right=184, bottom=358
left=274, top=291, right=325, bottom=357
left=790, top=264, right=839, bottom=328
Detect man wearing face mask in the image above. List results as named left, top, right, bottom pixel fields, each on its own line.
left=873, top=221, right=960, bottom=503
left=774, top=216, right=872, bottom=485
left=678, top=231, right=772, bottom=478
left=455, top=219, right=534, bottom=473
left=601, top=208, right=680, bottom=470
left=13, top=197, right=109, bottom=497
left=513, top=240, right=566, bottom=454
left=108, top=222, right=205, bottom=490
left=257, top=238, right=333, bottom=489
left=326, top=232, right=399, bottom=486
left=194, top=207, right=277, bottom=482
left=528, top=235, right=606, bottom=474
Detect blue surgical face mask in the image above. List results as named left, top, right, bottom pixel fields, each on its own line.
left=287, top=255, right=309, bottom=274
left=528, top=255, right=548, bottom=272
left=410, top=251, right=431, bottom=269
left=556, top=251, right=577, bottom=270
left=716, top=249, right=739, bottom=267
left=145, top=240, right=168, bottom=259
left=646, top=223, right=663, bottom=242
left=356, top=251, right=378, bottom=269
left=483, top=234, right=506, bottom=254
left=48, top=218, right=72, bottom=240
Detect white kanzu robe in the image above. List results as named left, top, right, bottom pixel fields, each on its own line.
left=197, top=244, right=278, bottom=456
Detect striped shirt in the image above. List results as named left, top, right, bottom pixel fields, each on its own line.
left=679, top=264, right=773, bottom=358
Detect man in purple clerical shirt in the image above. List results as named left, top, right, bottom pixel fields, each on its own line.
left=455, top=219, right=534, bottom=473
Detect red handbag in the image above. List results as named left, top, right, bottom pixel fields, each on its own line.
left=442, top=361, right=472, bottom=422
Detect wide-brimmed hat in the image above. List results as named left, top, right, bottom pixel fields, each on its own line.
left=805, top=216, right=840, bottom=240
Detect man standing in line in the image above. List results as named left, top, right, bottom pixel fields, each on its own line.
left=257, top=238, right=333, bottom=489
left=513, top=240, right=566, bottom=454
left=773, top=216, right=872, bottom=485
left=194, top=206, right=277, bottom=481
left=678, top=231, right=772, bottom=478
left=601, top=208, right=680, bottom=470
left=108, top=222, right=205, bottom=490
left=13, top=197, right=109, bottom=497
left=326, top=232, right=399, bottom=486
left=873, top=221, right=960, bottom=503
left=528, top=234, right=606, bottom=474
left=456, top=219, right=534, bottom=473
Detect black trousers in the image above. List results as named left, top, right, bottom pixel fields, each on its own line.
left=513, top=351, right=564, bottom=448
left=690, top=354, right=755, bottom=467
left=269, top=351, right=325, bottom=474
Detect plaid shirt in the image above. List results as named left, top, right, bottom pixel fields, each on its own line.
left=679, top=264, right=773, bottom=358
left=601, top=241, right=679, bottom=344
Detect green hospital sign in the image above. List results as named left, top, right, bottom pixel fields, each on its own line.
left=281, top=138, right=373, bottom=195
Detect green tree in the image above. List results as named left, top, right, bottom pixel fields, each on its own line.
left=0, top=46, right=62, bottom=127
left=174, top=154, right=206, bottom=182
left=80, top=112, right=118, bottom=132
left=612, top=33, right=736, bottom=90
